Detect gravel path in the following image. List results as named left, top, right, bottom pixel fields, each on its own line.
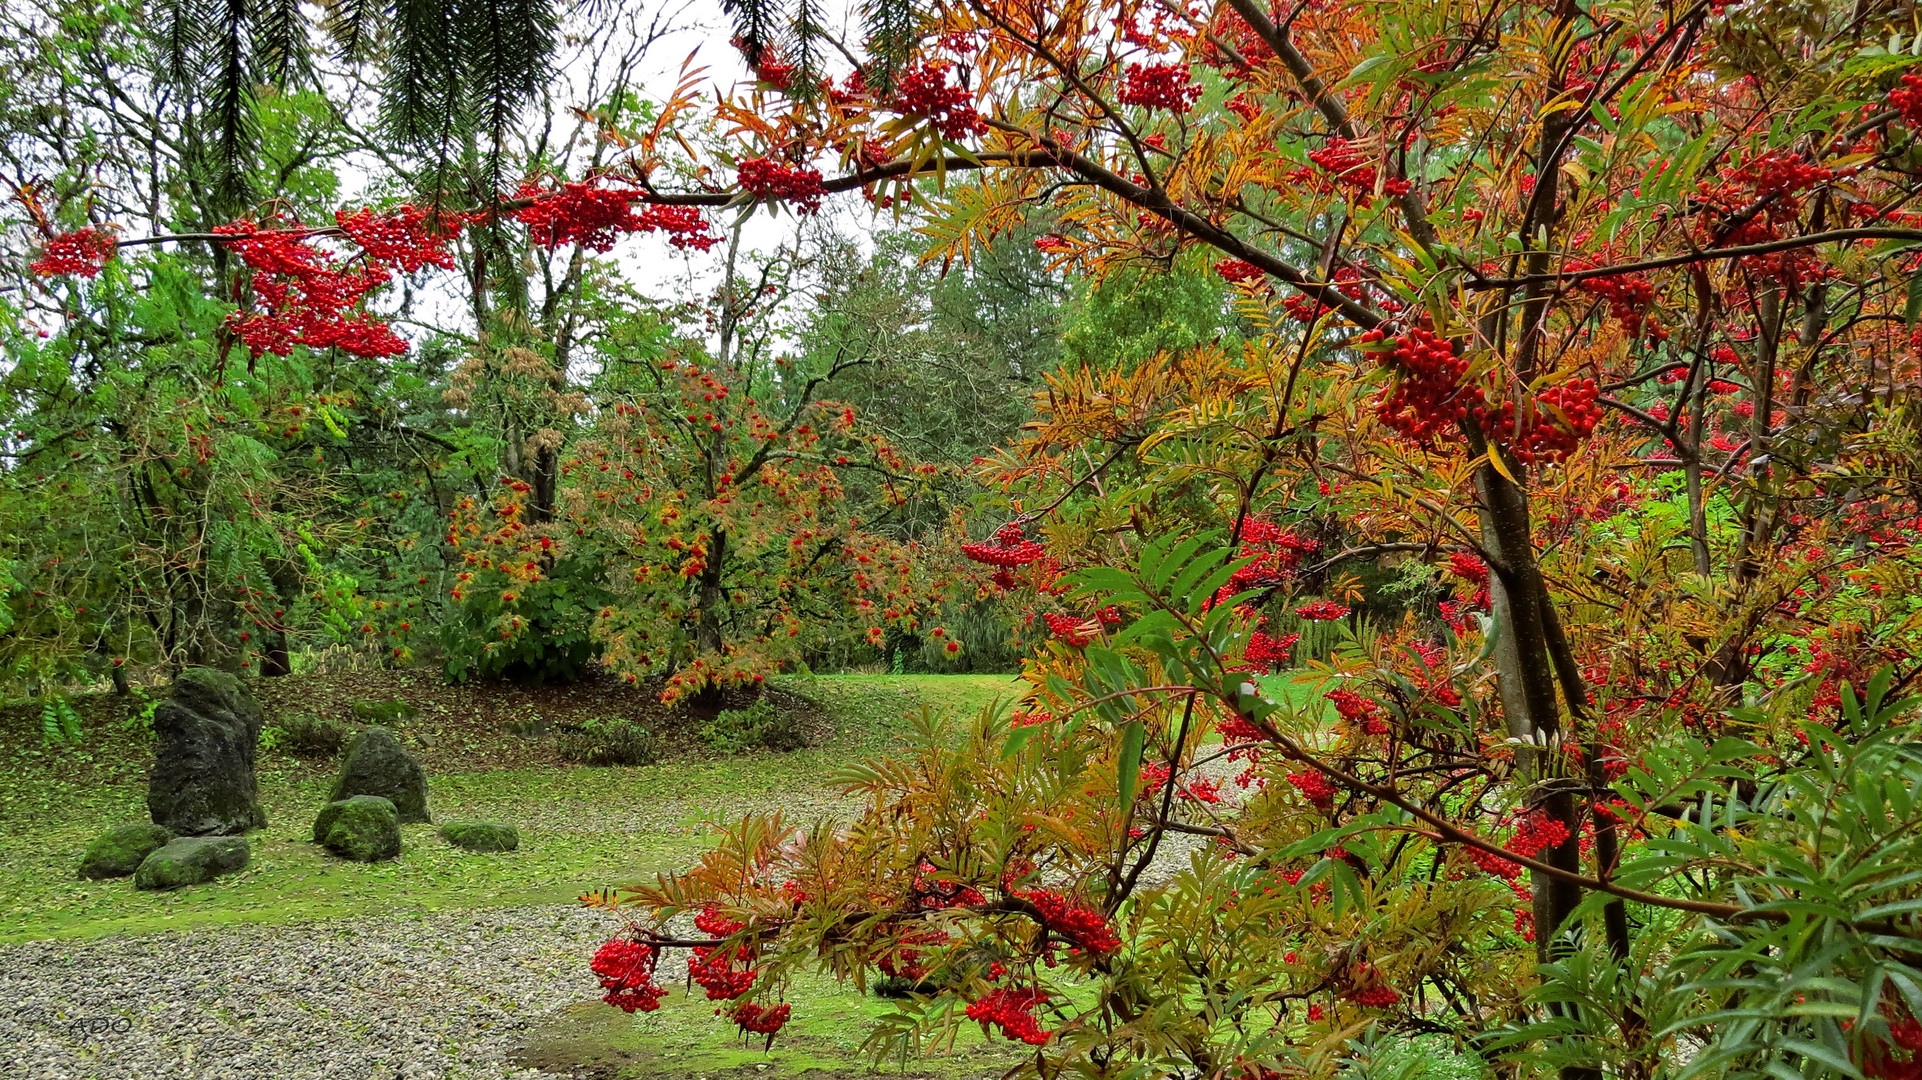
left=0, top=905, right=619, bottom=1080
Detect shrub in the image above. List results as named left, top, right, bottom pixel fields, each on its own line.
left=264, top=713, right=350, bottom=758
left=699, top=699, right=805, bottom=753
left=557, top=718, right=662, bottom=766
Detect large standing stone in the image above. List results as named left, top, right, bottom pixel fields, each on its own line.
left=134, top=836, right=250, bottom=890
left=147, top=669, right=267, bottom=836
left=328, top=726, right=430, bottom=823
left=314, top=795, right=402, bottom=862
left=78, top=823, right=175, bottom=880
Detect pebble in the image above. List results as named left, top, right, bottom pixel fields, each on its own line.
left=0, top=905, right=620, bottom=1080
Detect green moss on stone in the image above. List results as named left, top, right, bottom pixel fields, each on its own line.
left=77, top=823, right=175, bottom=880
left=133, top=836, right=250, bottom=890
left=439, top=821, right=519, bottom=852
left=316, top=795, right=401, bottom=862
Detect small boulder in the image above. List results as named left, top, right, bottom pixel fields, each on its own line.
left=439, top=821, right=519, bottom=853
left=328, top=726, right=430, bottom=823
left=315, top=795, right=402, bottom=862
left=134, top=836, right=250, bottom=890
left=147, top=668, right=267, bottom=836
left=350, top=698, right=417, bottom=726
left=78, top=823, right=174, bottom=880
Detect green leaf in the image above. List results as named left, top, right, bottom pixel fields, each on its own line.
left=1116, top=719, right=1145, bottom=813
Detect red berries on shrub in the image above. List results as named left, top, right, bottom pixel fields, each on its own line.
left=1118, top=63, right=1203, bottom=113
left=1018, top=889, right=1121, bottom=957
left=1286, top=771, right=1337, bottom=808
left=29, top=228, right=117, bottom=278
left=1296, top=599, right=1350, bottom=621
left=591, top=938, right=669, bottom=1013
left=729, top=1000, right=792, bottom=1034
left=966, top=987, right=1052, bottom=1044
left=962, top=523, right=1045, bottom=567
left=737, top=157, right=827, bottom=214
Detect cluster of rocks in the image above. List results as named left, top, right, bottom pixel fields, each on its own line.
left=78, top=669, right=519, bottom=891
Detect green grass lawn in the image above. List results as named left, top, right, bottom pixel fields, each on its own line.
left=0, top=673, right=1022, bottom=943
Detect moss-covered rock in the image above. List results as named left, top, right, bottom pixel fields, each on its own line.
left=350, top=698, right=417, bottom=725
left=147, top=667, right=267, bottom=836
left=315, top=795, right=401, bottom=862
left=78, top=823, right=175, bottom=880
left=439, top=821, right=519, bottom=852
left=133, top=836, right=250, bottom=890
left=329, top=726, right=430, bottom=823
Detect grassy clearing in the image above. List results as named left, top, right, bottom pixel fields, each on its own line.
left=0, top=673, right=1021, bottom=943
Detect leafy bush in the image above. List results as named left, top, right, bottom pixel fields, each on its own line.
left=699, top=699, right=805, bottom=754
left=557, top=718, right=661, bottom=767
left=442, top=553, right=611, bottom=685
left=263, top=713, right=349, bottom=758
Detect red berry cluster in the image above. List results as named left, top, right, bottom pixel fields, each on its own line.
left=1506, top=810, right=1571, bottom=858
left=966, top=987, right=1052, bottom=1044
left=732, top=36, right=795, bottom=90
left=1363, top=324, right=1603, bottom=463
left=335, top=205, right=459, bottom=272
left=1858, top=996, right=1922, bottom=1079
left=213, top=219, right=410, bottom=359
left=1725, top=150, right=1834, bottom=205
left=1470, top=809, right=1572, bottom=881
left=29, top=227, right=117, bottom=278
left=1216, top=713, right=1266, bottom=744
left=1568, top=262, right=1659, bottom=338
left=1017, top=888, right=1121, bottom=956
left=1306, top=139, right=1411, bottom=205
left=1343, top=965, right=1403, bottom=1007
left=892, top=61, right=987, bottom=140
left=876, top=927, right=949, bottom=980
left=1287, top=770, right=1337, bottom=808
left=1033, top=233, right=1074, bottom=254
left=1011, top=708, right=1055, bottom=728
left=737, top=157, right=827, bottom=214
left=591, top=937, right=669, bottom=1013
left=1360, top=325, right=1482, bottom=443
left=1042, top=612, right=1094, bottom=647
left=695, top=903, right=749, bottom=936
left=1198, top=8, right=1275, bottom=67
left=1295, top=599, right=1350, bottom=621
left=1243, top=628, right=1299, bottom=672
left=1325, top=687, right=1387, bottom=735
left=690, top=944, right=758, bottom=999
left=914, top=860, right=986, bottom=910
left=1118, top=63, right=1203, bottom=113
left=1480, top=378, right=1602, bottom=465
left=1280, top=266, right=1384, bottom=323
left=1893, top=73, right=1922, bottom=127
left=1211, top=517, right=1319, bottom=610
left=962, top=523, right=1045, bottom=566
left=514, top=181, right=722, bottom=252
left=730, top=1000, right=792, bottom=1035
left=1215, top=258, right=1265, bottom=285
